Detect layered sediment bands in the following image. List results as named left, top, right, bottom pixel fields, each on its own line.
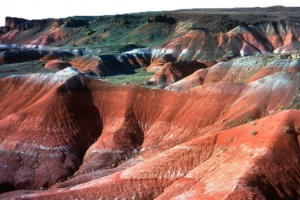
left=119, top=52, right=151, bottom=68
left=1, top=8, right=300, bottom=61
left=247, top=58, right=300, bottom=82
left=25, top=27, right=81, bottom=47
left=70, top=55, right=134, bottom=76
left=69, top=53, right=150, bottom=76
left=3, top=110, right=300, bottom=199
left=159, top=29, right=225, bottom=61
left=0, top=68, right=300, bottom=199
left=142, top=21, right=300, bottom=72
left=156, top=110, right=300, bottom=200
left=166, top=55, right=300, bottom=92
left=0, top=74, right=102, bottom=191
left=223, top=21, right=300, bottom=55
left=2, top=7, right=300, bottom=199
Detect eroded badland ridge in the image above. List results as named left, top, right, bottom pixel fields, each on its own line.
left=0, top=6, right=300, bottom=199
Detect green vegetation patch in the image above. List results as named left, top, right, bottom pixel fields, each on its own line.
left=100, top=67, right=154, bottom=85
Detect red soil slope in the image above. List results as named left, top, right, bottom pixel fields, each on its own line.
left=25, top=27, right=81, bottom=47
left=0, top=74, right=102, bottom=191
left=69, top=54, right=149, bottom=76
left=0, top=63, right=300, bottom=198
left=148, top=22, right=300, bottom=70
left=2, top=11, right=300, bottom=65
left=39, top=52, right=74, bottom=62
left=149, top=60, right=207, bottom=85
left=166, top=55, right=300, bottom=92
left=44, top=59, right=71, bottom=70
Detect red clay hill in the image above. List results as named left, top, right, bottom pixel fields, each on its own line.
left=0, top=57, right=300, bottom=199
left=0, top=6, right=300, bottom=200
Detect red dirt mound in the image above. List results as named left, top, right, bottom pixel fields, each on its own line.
left=69, top=54, right=138, bottom=76
left=146, top=52, right=176, bottom=72
left=148, top=60, right=207, bottom=86
left=44, top=59, right=71, bottom=69
left=39, top=52, right=74, bottom=62
left=119, top=53, right=151, bottom=68
left=165, top=68, right=208, bottom=92
left=0, top=74, right=103, bottom=191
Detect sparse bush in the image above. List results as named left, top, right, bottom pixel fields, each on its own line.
left=283, top=126, right=293, bottom=133
left=250, top=121, right=256, bottom=126
left=220, top=147, right=227, bottom=152
left=269, top=109, right=275, bottom=115
left=250, top=130, right=258, bottom=135
left=245, top=115, right=253, bottom=123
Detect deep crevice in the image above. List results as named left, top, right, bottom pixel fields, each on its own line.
left=0, top=183, right=17, bottom=194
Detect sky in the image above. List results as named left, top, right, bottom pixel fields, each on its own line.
left=1, top=0, right=299, bottom=26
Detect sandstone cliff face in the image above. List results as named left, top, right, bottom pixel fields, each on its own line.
left=5, top=17, right=28, bottom=31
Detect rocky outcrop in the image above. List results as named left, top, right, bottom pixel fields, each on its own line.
left=51, top=19, right=63, bottom=28
left=62, top=18, right=89, bottom=28
left=2, top=17, right=51, bottom=33
left=5, top=17, right=28, bottom=31
left=148, top=14, right=176, bottom=24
